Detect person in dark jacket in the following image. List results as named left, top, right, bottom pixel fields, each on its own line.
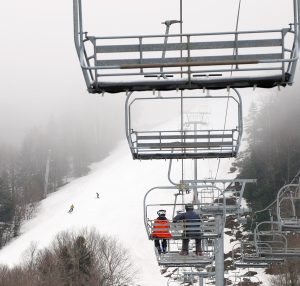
left=151, top=209, right=172, bottom=254
left=173, top=203, right=202, bottom=256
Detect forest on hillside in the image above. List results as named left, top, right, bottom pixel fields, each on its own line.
left=232, top=91, right=300, bottom=212
left=231, top=91, right=300, bottom=285
left=0, top=106, right=123, bottom=249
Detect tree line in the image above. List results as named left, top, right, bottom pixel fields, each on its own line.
left=232, top=91, right=300, bottom=285
left=0, top=228, right=136, bottom=286
left=232, top=91, right=300, bottom=212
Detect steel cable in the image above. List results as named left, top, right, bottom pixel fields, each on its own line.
left=215, top=0, right=242, bottom=179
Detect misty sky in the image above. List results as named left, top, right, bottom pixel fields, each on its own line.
left=0, top=0, right=299, bottom=145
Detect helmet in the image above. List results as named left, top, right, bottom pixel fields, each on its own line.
left=157, top=209, right=166, bottom=217
left=185, top=204, right=194, bottom=211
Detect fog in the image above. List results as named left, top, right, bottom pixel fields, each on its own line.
left=0, top=0, right=125, bottom=146
left=0, top=0, right=298, bottom=147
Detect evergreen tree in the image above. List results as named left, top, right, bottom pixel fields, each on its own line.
left=234, top=93, right=300, bottom=212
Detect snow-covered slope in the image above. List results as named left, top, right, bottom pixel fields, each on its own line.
left=0, top=91, right=271, bottom=285
left=0, top=136, right=235, bottom=285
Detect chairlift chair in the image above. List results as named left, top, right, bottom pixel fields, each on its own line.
left=144, top=185, right=223, bottom=267
left=254, top=221, right=300, bottom=258
left=167, top=269, right=213, bottom=286
left=276, top=183, right=300, bottom=230
left=144, top=185, right=226, bottom=239
left=125, top=90, right=243, bottom=160
left=73, top=0, right=300, bottom=94
left=144, top=181, right=255, bottom=267
left=232, top=239, right=285, bottom=269
left=155, top=238, right=213, bottom=268
left=180, top=179, right=255, bottom=215
left=158, top=249, right=213, bottom=268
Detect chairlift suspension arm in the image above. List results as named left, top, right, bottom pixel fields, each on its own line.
left=161, top=21, right=182, bottom=75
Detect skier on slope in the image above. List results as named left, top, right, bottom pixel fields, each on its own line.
left=151, top=210, right=172, bottom=255
left=96, top=192, right=100, bottom=198
left=68, top=204, right=74, bottom=213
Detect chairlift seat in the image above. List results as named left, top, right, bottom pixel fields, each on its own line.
left=234, top=262, right=269, bottom=268
left=282, top=225, right=300, bottom=231
left=260, top=249, right=300, bottom=257
left=88, top=75, right=289, bottom=94
left=243, top=257, right=284, bottom=263
left=73, top=1, right=299, bottom=94
left=158, top=252, right=212, bottom=267
left=131, top=129, right=238, bottom=160
left=281, top=218, right=300, bottom=230
left=74, top=0, right=300, bottom=93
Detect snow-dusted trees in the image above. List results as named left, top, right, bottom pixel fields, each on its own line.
left=0, top=147, right=18, bottom=247
left=0, top=228, right=137, bottom=286
left=0, top=107, right=122, bottom=248
left=232, top=91, right=300, bottom=284
left=233, top=92, right=300, bottom=212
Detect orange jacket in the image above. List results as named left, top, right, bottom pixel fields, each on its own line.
left=151, top=218, right=172, bottom=238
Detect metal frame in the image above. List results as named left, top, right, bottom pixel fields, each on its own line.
left=73, top=0, right=300, bottom=93
left=234, top=178, right=300, bottom=271
left=276, top=183, right=300, bottom=230
left=143, top=179, right=255, bottom=271
left=143, top=185, right=224, bottom=240
left=254, top=221, right=300, bottom=257
left=167, top=269, right=216, bottom=286
left=125, top=90, right=243, bottom=160
left=232, top=240, right=284, bottom=269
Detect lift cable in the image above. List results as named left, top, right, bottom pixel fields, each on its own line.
left=215, top=0, right=242, bottom=180
left=180, top=0, right=185, bottom=196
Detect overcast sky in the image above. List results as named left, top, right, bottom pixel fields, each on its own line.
left=0, top=0, right=298, bottom=145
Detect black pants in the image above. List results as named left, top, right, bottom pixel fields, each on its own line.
left=182, top=238, right=202, bottom=252
left=154, top=239, right=167, bottom=252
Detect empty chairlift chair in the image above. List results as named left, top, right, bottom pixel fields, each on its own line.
left=254, top=221, right=300, bottom=258
left=232, top=240, right=284, bottom=269
left=276, top=183, right=300, bottom=230
left=73, top=0, right=300, bottom=94
left=125, top=91, right=243, bottom=160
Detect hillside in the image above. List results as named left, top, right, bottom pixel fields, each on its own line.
left=0, top=136, right=240, bottom=285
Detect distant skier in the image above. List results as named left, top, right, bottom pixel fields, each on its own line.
left=151, top=210, right=172, bottom=255
left=68, top=204, right=74, bottom=213
left=96, top=192, right=100, bottom=199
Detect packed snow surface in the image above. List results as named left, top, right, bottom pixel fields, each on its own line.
left=0, top=95, right=271, bottom=285
left=0, top=137, right=236, bottom=285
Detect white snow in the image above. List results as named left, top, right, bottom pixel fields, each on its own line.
left=0, top=136, right=239, bottom=285
left=0, top=92, right=272, bottom=285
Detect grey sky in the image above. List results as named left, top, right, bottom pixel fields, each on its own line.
left=0, top=0, right=298, bottom=145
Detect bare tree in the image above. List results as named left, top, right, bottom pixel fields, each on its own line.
left=0, top=228, right=137, bottom=286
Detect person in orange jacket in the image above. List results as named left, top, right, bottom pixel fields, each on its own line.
left=151, top=209, right=172, bottom=254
